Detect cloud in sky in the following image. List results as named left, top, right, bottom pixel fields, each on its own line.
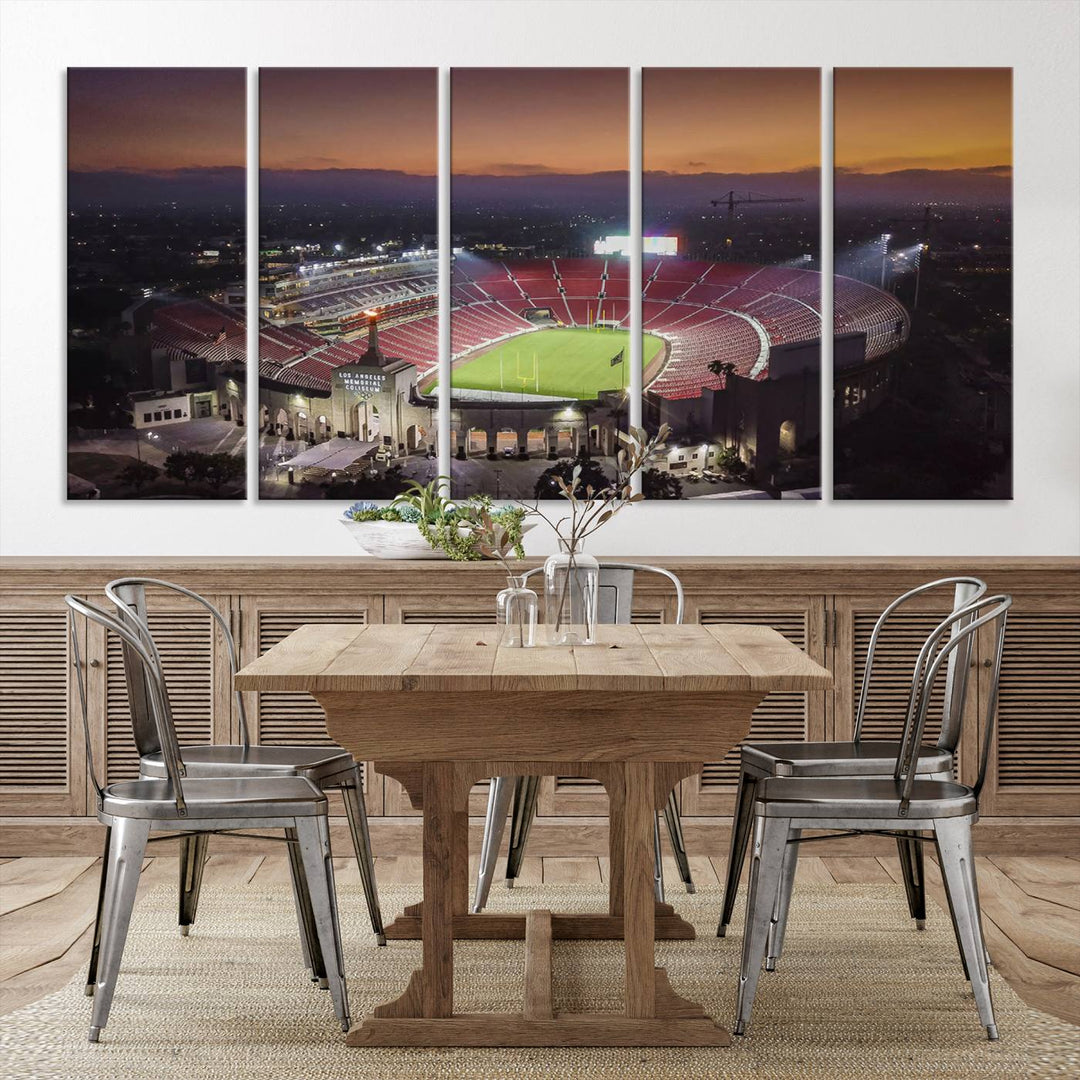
left=476, top=163, right=562, bottom=176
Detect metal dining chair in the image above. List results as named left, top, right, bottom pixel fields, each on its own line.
left=733, top=592, right=1010, bottom=1040
left=472, top=562, right=694, bottom=913
left=103, top=577, right=384, bottom=953
left=65, top=595, right=350, bottom=1043
left=717, top=576, right=987, bottom=940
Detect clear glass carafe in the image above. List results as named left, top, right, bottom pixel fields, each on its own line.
left=496, top=575, right=538, bottom=648
left=543, top=540, right=599, bottom=646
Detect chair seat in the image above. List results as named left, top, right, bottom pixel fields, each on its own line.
left=755, top=776, right=977, bottom=820
left=140, top=744, right=354, bottom=781
left=101, top=776, right=327, bottom=820
left=743, top=739, right=952, bottom=778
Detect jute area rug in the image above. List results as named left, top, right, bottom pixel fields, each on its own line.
left=2, top=880, right=1075, bottom=1079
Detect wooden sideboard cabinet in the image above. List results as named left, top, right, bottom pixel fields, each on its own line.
left=1, top=557, right=1077, bottom=854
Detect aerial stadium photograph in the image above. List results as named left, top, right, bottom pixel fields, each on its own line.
left=639, top=67, right=824, bottom=498
left=833, top=67, right=1012, bottom=500
left=441, top=66, right=909, bottom=501
left=257, top=67, right=437, bottom=499
left=448, top=67, right=631, bottom=500
left=66, top=68, right=247, bottom=499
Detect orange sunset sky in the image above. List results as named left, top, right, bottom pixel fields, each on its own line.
left=645, top=68, right=820, bottom=174
left=69, top=67, right=1011, bottom=178
left=836, top=68, right=1012, bottom=173
left=452, top=69, right=628, bottom=175
left=68, top=69, right=245, bottom=172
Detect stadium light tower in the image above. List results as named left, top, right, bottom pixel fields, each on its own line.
left=887, top=204, right=942, bottom=307
left=913, top=243, right=928, bottom=310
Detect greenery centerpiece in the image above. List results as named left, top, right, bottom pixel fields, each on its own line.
left=528, top=425, right=669, bottom=645
left=341, top=478, right=528, bottom=561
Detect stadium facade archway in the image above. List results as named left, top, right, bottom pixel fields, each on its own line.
left=779, top=420, right=797, bottom=455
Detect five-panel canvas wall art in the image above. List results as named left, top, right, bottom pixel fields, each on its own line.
left=67, top=67, right=1012, bottom=502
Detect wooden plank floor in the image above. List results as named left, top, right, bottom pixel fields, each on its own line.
left=1, top=854, right=1076, bottom=1026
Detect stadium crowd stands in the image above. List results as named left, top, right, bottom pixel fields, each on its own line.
left=155, top=256, right=908, bottom=405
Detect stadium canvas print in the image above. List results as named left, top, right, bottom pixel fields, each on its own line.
left=67, top=68, right=246, bottom=499
left=641, top=68, right=822, bottom=499
left=449, top=68, right=629, bottom=500
left=257, top=68, right=437, bottom=499
left=833, top=68, right=1012, bottom=499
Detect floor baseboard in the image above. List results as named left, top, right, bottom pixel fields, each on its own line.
left=2, top=815, right=1076, bottom=857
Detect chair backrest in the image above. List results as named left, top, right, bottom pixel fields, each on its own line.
left=854, top=576, right=987, bottom=752
left=522, top=562, right=685, bottom=625
left=104, top=577, right=250, bottom=752
left=894, top=592, right=1011, bottom=813
left=64, top=594, right=188, bottom=816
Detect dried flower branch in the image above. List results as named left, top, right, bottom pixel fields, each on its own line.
left=521, top=425, right=669, bottom=551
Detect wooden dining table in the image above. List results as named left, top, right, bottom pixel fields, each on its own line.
left=234, top=621, right=831, bottom=1047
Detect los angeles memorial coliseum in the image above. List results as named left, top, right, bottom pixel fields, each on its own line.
left=129, top=250, right=909, bottom=485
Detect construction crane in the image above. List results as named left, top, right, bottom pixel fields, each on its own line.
left=710, top=190, right=806, bottom=220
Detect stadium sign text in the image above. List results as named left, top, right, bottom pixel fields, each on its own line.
left=334, top=367, right=390, bottom=400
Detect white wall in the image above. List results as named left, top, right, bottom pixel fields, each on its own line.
left=1, top=0, right=1077, bottom=558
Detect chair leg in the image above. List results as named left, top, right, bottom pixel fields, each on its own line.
left=472, top=775, right=515, bottom=913
left=765, top=827, right=801, bottom=971
left=285, top=825, right=322, bottom=981
left=896, top=832, right=927, bottom=929
left=505, top=775, right=540, bottom=888
left=88, top=817, right=150, bottom=1042
left=340, top=766, right=385, bottom=944
left=733, top=814, right=790, bottom=1036
left=719, top=768, right=758, bottom=937
left=653, top=811, right=665, bottom=904
left=663, top=790, right=695, bottom=894
left=85, top=825, right=112, bottom=995
left=178, top=832, right=209, bottom=936
left=295, top=816, right=350, bottom=1033
left=934, top=816, right=997, bottom=1040
left=935, top=838, right=971, bottom=982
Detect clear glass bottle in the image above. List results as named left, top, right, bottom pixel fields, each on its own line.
left=543, top=540, right=600, bottom=646
left=496, top=575, right=538, bottom=648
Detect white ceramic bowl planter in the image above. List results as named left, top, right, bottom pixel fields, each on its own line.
left=341, top=518, right=535, bottom=560
left=341, top=519, right=450, bottom=560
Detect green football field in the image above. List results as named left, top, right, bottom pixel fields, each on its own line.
left=445, top=328, right=665, bottom=400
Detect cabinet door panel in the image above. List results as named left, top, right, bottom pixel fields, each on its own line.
left=0, top=593, right=86, bottom=815
left=979, top=604, right=1080, bottom=815
left=680, top=596, right=826, bottom=816
left=241, top=593, right=383, bottom=815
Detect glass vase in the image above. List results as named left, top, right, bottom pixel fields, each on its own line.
left=496, top=575, right=538, bottom=648
left=543, top=540, right=600, bottom=646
